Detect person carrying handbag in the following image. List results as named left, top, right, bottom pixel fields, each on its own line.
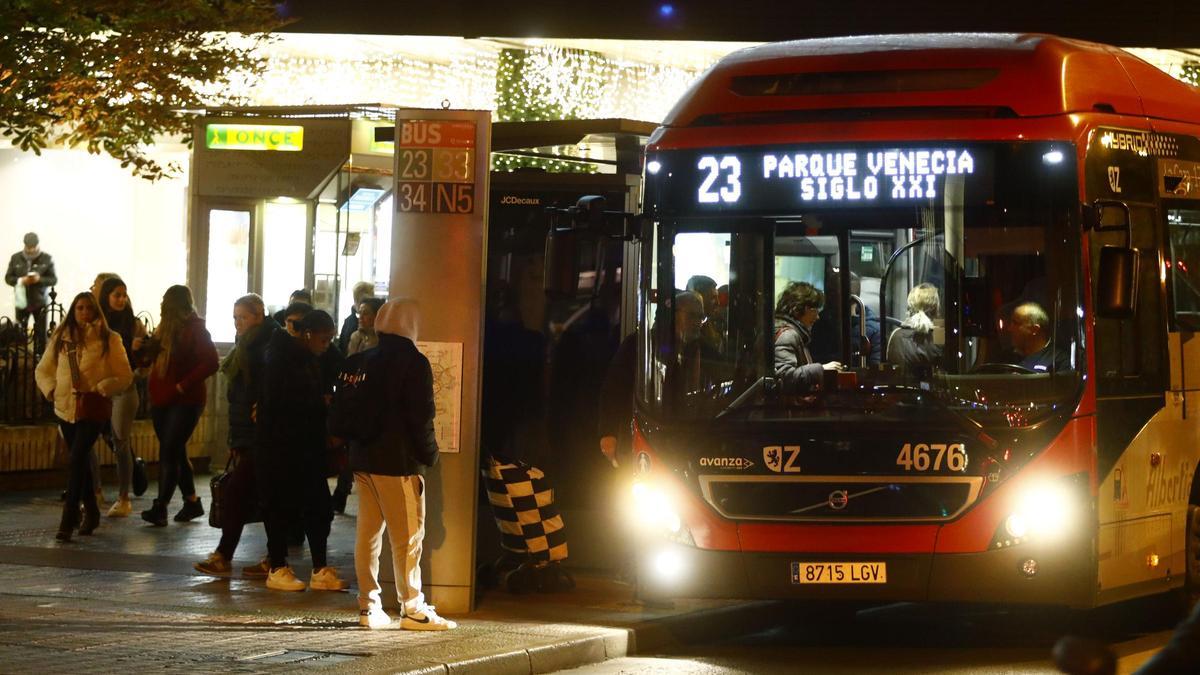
left=36, top=291, right=133, bottom=542
left=95, top=276, right=149, bottom=517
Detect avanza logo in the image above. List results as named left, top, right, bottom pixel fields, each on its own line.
left=699, top=457, right=755, bottom=470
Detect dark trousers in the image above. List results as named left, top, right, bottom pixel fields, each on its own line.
left=152, top=404, right=202, bottom=505
left=261, top=457, right=332, bottom=570
left=216, top=449, right=260, bottom=561
left=334, top=466, right=353, bottom=497
left=60, top=419, right=103, bottom=515
left=17, top=306, right=47, bottom=356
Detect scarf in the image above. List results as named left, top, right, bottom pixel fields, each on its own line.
left=220, top=320, right=268, bottom=390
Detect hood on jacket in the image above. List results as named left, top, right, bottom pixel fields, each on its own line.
left=376, top=299, right=419, bottom=340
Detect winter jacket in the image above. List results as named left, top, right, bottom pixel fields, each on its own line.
left=5, top=251, right=57, bottom=310
left=35, top=323, right=133, bottom=423
left=257, top=328, right=327, bottom=463
left=224, top=318, right=280, bottom=450
left=349, top=333, right=439, bottom=476
left=774, top=315, right=824, bottom=394
left=886, top=324, right=943, bottom=370
left=148, top=314, right=219, bottom=408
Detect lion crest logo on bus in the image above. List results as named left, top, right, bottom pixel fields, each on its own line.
left=763, top=445, right=802, bottom=473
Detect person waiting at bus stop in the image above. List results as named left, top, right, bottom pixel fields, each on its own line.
left=1007, top=301, right=1071, bottom=372
left=257, top=309, right=348, bottom=592
left=774, top=281, right=843, bottom=393
left=194, top=293, right=279, bottom=578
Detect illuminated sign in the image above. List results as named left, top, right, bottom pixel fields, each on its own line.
left=696, top=148, right=975, bottom=205
left=205, top=124, right=304, bottom=151
left=394, top=119, right=477, bottom=214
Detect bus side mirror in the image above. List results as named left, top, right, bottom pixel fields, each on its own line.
left=1096, top=246, right=1138, bottom=319
left=544, top=227, right=579, bottom=296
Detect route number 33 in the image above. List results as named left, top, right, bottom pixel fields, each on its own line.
left=895, top=443, right=967, bottom=472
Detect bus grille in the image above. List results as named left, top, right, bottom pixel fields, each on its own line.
left=699, top=475, right=984, bottom=522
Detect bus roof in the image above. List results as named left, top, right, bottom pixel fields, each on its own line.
left=663, top=33, right=1200, bottom=129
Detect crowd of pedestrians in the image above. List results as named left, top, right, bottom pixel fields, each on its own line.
left=29, top=259, right=453, bottom=630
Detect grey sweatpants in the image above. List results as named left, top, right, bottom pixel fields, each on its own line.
left=354, top=473, right=426, bottom=616
left=90, top=385, right=139, bottom=496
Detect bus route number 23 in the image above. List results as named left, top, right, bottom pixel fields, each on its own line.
left=895, top=443, right=967, bottom=472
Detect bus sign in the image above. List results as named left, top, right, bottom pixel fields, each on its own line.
left=661, top=144, right=994, bottom=213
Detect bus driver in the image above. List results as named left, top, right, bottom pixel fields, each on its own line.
left=1008, top=302, right=1071, bottom=373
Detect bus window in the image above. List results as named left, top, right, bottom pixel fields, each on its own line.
left=1167, top=208, right=1200, bottom=331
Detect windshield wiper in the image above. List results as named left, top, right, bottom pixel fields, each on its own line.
left=715, top=376, right=776, bottom=421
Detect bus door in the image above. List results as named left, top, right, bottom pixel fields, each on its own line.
left=1091, top=199, right=1174, bottom=601
left=1162, top=199, right=1200, bottom=582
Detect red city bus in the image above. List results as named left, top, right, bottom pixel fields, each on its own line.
left=623, top=34, right=1200, bottom=608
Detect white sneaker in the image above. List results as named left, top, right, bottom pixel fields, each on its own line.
left=266, top=566, right=306, bottom=592
left=359, top=607, right=391, bottom=629
left=106, top=497, right=132, bottom=518
left=401, top=605, right=457, bottom=631
left=309, top=566, right=349, bottom=591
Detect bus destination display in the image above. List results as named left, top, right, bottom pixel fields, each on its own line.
left=660, top=145, right=993, bottom=213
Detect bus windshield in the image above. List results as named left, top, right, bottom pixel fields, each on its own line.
left=639, top=141, right=1083, bottom=430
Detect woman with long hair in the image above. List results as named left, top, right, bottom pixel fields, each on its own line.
left=141, top=285, right=219, bottom=527
left=98, top=276, right=148, bottom=517
left=36, top=292, right=133, bottom=541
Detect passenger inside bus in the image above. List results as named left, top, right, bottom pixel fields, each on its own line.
left=686, top=274, right=726, bottom=355
left=773, top=281, right=843, bottom=393
left=664, top=290, right=706, bottom=397
left=1007, top=301, right=1072, bottom=372
left=886, top=283, right=942, bottom=370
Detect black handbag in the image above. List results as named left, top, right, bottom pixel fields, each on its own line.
left=208, top=464, right=231, bottom=529
left=208, top=452, right=260, bottom=528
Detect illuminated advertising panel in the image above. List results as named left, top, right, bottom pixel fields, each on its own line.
left=205, top=124, right=304, bottom=151
left=651, top=144, right=998, bottom=215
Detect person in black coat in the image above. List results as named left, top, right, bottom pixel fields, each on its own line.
left=5, top=232, right=57, bottom=354
left=194, top=294, right=279, bottom=577
left=256, top=310, right=348, bottom=592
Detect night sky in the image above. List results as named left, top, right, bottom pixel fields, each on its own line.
left=276, top=0, right=1200, bottom=47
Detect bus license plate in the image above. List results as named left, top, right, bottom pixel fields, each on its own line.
left=791, top=562, right=887, bottom=584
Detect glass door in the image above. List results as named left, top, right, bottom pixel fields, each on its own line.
left=204, top=206, right=252, bottom=343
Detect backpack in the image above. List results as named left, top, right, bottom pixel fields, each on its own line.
left=329, top=348, right=390, bottom=444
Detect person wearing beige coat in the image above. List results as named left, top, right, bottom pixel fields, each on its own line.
left=36, top=291, right=133, bottom=542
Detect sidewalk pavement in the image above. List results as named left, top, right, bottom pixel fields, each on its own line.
left=0, top=482, right=777, bottom=674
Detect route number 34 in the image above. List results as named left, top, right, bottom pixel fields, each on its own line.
left=895, top=443, right=967, bottom=472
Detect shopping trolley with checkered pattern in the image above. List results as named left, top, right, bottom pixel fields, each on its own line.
left=482, top=457, right=574, bottom=593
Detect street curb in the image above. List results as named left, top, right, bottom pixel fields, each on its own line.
left=394, top=600, right=784, bottom=674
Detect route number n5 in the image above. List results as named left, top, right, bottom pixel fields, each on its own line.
left=895, top=443, right=967, bottom=472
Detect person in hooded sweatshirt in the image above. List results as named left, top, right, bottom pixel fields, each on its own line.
left=256, top=309, right=349, bottom=593
left=773, top=281, right=843, bottom=394
left=351, top=299, right=454, bottom=630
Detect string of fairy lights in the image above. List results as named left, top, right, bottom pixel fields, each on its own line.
left=229, top=38, right=710, bottom=172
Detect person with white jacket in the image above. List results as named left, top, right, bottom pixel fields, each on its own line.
left=36, top=291, right=133, bottom=542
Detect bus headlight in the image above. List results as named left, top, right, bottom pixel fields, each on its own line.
left=630, top=481, right=682, bottom=534
left=1014, top=482, right=1076, bottom=538
left=995, top=481, right=1077, bottom=548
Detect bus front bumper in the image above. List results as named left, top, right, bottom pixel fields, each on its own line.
left=637, top=540, right=1093, bottom=608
